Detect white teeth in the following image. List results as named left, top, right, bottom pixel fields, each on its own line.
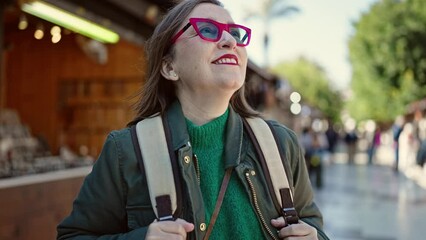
left=215, top=58, right=237, bottom=64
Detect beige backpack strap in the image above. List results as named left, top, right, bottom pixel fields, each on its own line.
left=245, top=117, right=299, bottom=225
left=135, top=116, right=176, bottom=221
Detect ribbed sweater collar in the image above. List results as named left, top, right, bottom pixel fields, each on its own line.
left=185, top=109, right=229, bottom=149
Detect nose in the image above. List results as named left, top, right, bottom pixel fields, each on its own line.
left=218, top=31, right=237, bottom=49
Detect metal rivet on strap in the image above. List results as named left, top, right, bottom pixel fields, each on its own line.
left=184, top=155, right=191, bottom=164
left=199, top=223, right=206, bottom=231
left=250, top=170, right=256, bottom=176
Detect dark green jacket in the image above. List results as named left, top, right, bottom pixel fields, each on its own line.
left=57, top=102, right=329, bottom=240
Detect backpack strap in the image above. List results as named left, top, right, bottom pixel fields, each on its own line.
left=132, top=116, right=177, bottom=221
left=244, top=117, right=299, bottom=225
left=130, top=115, right=298, bottom=225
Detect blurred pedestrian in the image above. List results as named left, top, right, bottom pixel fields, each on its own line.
left=392, top=117, right=404, bottom=171
left=325, top=123, right=339, bottom=162
left=309, top=133, right=325, bottom=188
left=344, top=129, right=358, bottom=164
left=300, top=127, right=313, bottom=157
left=417, top=139, right=426, bottom=167
left=324, top=120, right=339, bottom=163
left=300, top=128, right=326, bottom=189
left=367, top=127, right=381, bottom=165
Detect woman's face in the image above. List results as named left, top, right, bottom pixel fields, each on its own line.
left=167, top=3, right=248, bottom=100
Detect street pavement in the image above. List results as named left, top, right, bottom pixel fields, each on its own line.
left=312, top=154, right=426, bottom=240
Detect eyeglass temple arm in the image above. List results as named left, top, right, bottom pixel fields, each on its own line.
left=171, top=23, right=192, bottom=44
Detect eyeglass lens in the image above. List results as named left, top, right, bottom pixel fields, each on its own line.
left=194, top=21, right=249, bottom=45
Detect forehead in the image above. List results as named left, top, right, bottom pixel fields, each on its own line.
left=188, top=3, right=234, bottom=23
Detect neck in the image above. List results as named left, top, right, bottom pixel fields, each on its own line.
left=178, top=92, right=231, bottom=126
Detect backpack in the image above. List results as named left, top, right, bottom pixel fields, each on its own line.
left=130, top=115, right=299, bottom=225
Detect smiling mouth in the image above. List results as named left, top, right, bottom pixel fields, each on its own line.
left=212, top=54, right=239, bottom=65
left=213, top=58, right=238, bottom=65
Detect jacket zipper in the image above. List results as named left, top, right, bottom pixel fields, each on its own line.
left=245, top=170, right=278, bottom=240
left=193, top=154, right=200, bottom=185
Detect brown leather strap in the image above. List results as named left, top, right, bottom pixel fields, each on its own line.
left=280, top=188, right=299, bottom=226
left=203, top=168, right=233, bottom=240
left=156, top=195, right=174, bottom=221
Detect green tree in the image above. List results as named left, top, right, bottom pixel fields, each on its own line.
left=272, top=57, right=343, bottom=122
left=244, top=0, right=299, bottom=66
left=348, top=0, right=426, bottom=122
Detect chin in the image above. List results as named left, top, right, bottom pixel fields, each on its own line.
left=223, top=82, right=244, bottom=94
left=221, top=76, right=244, bottom=87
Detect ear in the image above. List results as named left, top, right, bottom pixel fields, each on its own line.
left=160, top=58, right=179, bottom=81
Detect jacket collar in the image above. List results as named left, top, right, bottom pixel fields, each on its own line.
left=164, top=101, right=191, bottom=150
left=223, top=105, right=244, bottom=168
left=164, top=101, right=243, bottom=168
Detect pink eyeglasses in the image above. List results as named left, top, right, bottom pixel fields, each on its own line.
left=171, top=18, right=251, bottom=47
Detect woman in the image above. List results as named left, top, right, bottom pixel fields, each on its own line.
left=57, top=0, right=329, bottom=239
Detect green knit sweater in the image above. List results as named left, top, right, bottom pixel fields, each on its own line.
left=185, top=109, right=263, bottom=239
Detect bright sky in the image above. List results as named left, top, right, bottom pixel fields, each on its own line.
left=221, top=0, right=379, bottom=90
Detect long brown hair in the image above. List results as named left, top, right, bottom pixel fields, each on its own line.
left=128, top=0, right=258, bottom=126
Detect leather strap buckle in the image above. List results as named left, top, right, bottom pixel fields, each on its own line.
left=158, top=215, right=174, bottom=221
left=282, top=207, right=299, bottom=226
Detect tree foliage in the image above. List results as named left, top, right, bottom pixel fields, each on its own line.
left=348, top=0, right=426, bottom=122
left=272, top=58, right=343, bottom=122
